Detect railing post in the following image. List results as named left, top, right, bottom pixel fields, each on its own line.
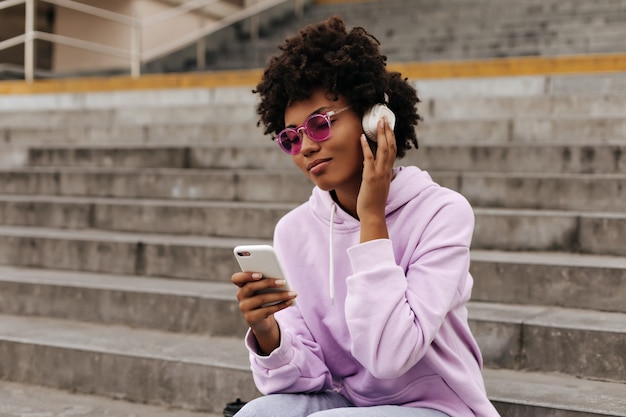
left=130, top=10, right=141, bottom=78
left=245, top=0, right=259, bottom=41
left=24, top=0, right=35, bottom=82
left=294, top=0, right=304, bottom=18
left=196, top=15, right=205, bottom=70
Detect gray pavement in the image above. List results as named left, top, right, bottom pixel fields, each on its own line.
left=0, top=380, right=220, bottom=417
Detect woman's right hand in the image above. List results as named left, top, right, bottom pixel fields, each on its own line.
left=231, top=271, right=297, bottom=354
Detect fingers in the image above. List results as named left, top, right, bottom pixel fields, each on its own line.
left=375, top=116, right=397, bottom=166
left=232, top=271, right=297, bottom=327
left=233, top=273, right=289, bottom=299
left=240, top=294, right=296, bottom=320
left=360, top=133, right=374, bottom=163
left=232, top=271, right=262, bottom=288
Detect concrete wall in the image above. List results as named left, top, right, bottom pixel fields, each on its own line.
left=52, top=0, right=217, bottom=73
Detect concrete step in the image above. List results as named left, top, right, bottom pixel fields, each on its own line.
left=437, top=172, right=626, bottom=212
left=472, top=208, right=626, bottom=256
left=0, top=266, right=247, bottom=336
left=483, top=368, right=626, bottom=417
left=0, top=225, right=263, bottom=281
left=0, top=167, right=314, bottom=203
left=0, top=380, right=216, bottom=417
left=427, top=95, right=626, bottom=120
left=470, top=250, right=626, bottom=313
left=310, top=0, right=626, bottom=19
left=469, top=302, right=626, bottom=382
left=1, top=262, right=625, bottom=348
left=21, top=143, right=626, bottom=175
left=0, top=308, right=624, bottom=415
left=1, top=94, right=625, bottom=129
left=211, top=8, right=626, bottom=65
left=1, top=166, right=624, bottom=212
left=416, top=73, right=626, bottom=98
left=382, top=14, right=626, bottom=42
left=0, top=314, right=259, bottom=414
left=0, top=195, right=291, bottom=239
left=2, top=115, right=625, bottom=147
left=408, top=144, right=626, bottom=175
left=1, top=74, right=624, bottom=116
left=24, top=145, right=285, bottom=170
left=0, top=199, right=624, bottom=255
left=0, top=104, right=258, bottom=129
left=0, top=245, right=622, bottom=330
left=384, top=27, right=626, bottom=60
left=0, top=86, right=257, bottom=113
left=231, top=1, right=626, bottom=44
left=5, top=368, right=622, bottom=417
left=2, top=123, right=267, bottom=148
left=417, top=116, right=626, bottom=145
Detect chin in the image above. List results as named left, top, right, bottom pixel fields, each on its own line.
left=311, top=180, right=334, bottom=192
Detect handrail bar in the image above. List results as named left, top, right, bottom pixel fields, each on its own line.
left=143, top=0, right=293, bottom=62
left=0, top=0, right=23, bottom=11
left=142, top=0, right=221, bottom=28
left=0, top=34, right=27, bottom=51
left=0, top=0, right=303, bottom=82
left=43, top=0, right=135, bottom=26
left=0, top=62, right=53, bottom=77
left=35, top=31, right=132, bottom=60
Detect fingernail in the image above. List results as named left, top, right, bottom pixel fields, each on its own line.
left=288, top=291, right=298, bottom=298
left=275, top=279, right=286, bottom=287
left=251, top=272, right=262, bottom=280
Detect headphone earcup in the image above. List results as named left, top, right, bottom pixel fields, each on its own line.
left=362, top=104, right=396, bottom=142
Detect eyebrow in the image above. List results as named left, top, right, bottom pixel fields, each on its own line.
left=285, top=106, right=332, bottom=128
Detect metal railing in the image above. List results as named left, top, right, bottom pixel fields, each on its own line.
left=0, top=0, right=305, bottom=82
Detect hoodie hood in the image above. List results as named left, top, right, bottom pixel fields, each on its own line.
left=309, top=165, right=438, bottom=228
left=306, top=165, right=438, bottom=305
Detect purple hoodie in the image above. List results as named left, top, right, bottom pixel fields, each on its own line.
left=245, top=166, right=500, bottom=417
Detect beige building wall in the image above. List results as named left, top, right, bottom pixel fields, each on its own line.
left=53, top=0, right=217, bottom=73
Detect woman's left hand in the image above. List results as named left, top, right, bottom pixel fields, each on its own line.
left=357, top=116, right=396, bottom=242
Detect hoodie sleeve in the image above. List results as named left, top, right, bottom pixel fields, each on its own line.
left=245, top=300, right=333, bottom=394
left=345, top=193, right=475, bottom=379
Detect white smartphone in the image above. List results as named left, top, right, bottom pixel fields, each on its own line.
left=233, top=244, right=293, bottom=306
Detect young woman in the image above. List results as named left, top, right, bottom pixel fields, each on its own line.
left=231, top=16, right=500, bottom=417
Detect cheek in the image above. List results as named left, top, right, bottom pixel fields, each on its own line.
left=292, top=155, right=308, bottom=173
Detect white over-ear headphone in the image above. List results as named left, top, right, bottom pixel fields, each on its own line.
left=362, top=94, right=396, bottom=142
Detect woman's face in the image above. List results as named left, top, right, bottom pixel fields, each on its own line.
left=284, top=90, right=364, bottom=195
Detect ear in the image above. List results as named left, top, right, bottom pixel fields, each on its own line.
left=362, top=104, right=396, bottom=142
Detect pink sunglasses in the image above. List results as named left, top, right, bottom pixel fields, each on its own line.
left=275, top=106, right=350, bottom=154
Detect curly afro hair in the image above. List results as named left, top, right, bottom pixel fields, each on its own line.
left=254, top=15, right=421, bottom=158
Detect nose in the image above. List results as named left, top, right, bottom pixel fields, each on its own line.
left=298, top=130, right=320, bottom=156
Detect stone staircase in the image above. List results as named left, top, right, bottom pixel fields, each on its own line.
left=0, top=72, right=625, bottom=416
left=191, top=0, right=626, bottom=71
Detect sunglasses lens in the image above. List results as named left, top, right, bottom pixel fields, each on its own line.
left=306, top=114, right=331, bottom=140
left=277, top=129, right=301, bottom=154
left=276, top=112, right=334, bottom=154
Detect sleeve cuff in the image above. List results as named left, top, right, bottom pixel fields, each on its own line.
left=347, top=238, right=395, bottom=273
left=245, top=327, right=295, bottom=368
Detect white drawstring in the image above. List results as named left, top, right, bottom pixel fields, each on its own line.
left=329, top=203, right=336, bottom=306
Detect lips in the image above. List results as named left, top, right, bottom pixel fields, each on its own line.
left=307, top=158, right=331, bottom=171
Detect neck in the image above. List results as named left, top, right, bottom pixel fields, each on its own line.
left=330, top=189, right=359, bottom=219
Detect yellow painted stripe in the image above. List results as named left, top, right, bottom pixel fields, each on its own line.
left=1, top=54, right=625, bottom=95
left=389, top=53, right=626, bottom=79
left=314, top=0, right=377, bottom=4
left=0, top=68, right=263, bottom=95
